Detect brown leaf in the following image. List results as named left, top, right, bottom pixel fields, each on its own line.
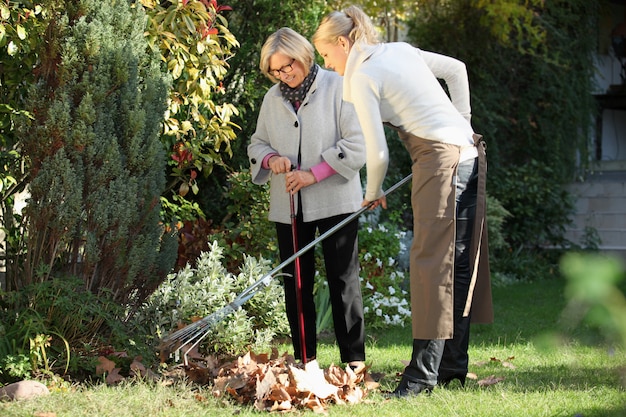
left=33, top=413, right=56, bottom=417
left=105, top=368, right=124, bottom=385
left=96, top=356, right=116, bottom=375
left=477, top=375, right=505, bottom=387
left=363, top=372, right=381, bottom=390
left=130, top=357, right=147, bottom=377
left=255, top=368, right=277, bottom=410
left=502, top=361, right=516, bottom=369
left=185, top=363, right=211, bottom=384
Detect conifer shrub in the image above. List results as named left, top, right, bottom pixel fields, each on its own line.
left=17, top=0, right=176, bottom=308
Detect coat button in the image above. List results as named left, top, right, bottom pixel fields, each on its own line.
left=338, top=152, right=344, bottom=159
left=294, top=121, right=298, bottom=128
left=251, top=158, right=257, bottom=164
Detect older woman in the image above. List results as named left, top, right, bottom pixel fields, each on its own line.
left=313, top=6, right=493, bottom=396
left=248, top=27, right=366, bottom=370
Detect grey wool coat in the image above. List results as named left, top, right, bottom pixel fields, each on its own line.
left=248, top=67, right=366, bottom=224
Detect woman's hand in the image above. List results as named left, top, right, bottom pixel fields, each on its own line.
left=362, top=196, right=387, bottom=210
left=268, top=155, right=293, bottom=174
left=285, top=169, right=316, bottom=194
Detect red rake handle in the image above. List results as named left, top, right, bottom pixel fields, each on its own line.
left=289, top=188, right=307, bottom=363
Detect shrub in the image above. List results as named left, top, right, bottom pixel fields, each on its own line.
left=133, top=240, right=289, bottom=358
left=0, top=277, right=121, bottom=383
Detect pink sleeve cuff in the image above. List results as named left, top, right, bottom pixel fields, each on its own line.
left=262, top=153, right=279, bottom=169
left=310, top=161, right=337, bottom=182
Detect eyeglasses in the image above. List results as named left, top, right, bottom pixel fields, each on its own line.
left=270, top=58, right=295, bottom=78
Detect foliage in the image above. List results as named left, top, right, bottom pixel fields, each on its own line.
left=138, top=0, right=241, bottom=223
left=357, top=221, right=411, bottom=329
left=133, top=241, right=289, bottom=357
left=173, top=169, right=277, bottom=273
left=0, top=0, right=48, bottom=193
left=0, top=1, right=51, bottom=293
left=0, top=276, right=124, bottom=383
left=490, top=159, right=575, bottom=248
left=327, top=0, right=418, bottom=42
left=217, top=169, right=277, bottom=268
left=13, top=0, right=177, bottom=308
left=406, top=0, right=598, bottom=251
left=560, top=252, right=626, bottom=347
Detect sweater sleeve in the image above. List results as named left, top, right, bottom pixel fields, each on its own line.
left=349, top=73, right=388, bottom=201
left=419, top=49, right=472, bottom=123
left=310, top=161, right=337, bottom=182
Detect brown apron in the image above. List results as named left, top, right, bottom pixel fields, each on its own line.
left=392, top=129, right=493, bottom=339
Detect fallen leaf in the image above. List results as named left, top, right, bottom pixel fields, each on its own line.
left=477, top=375, right=505, bottom=387
left=96, top=356, right=116, bottom=376
left=105, top=368, right=124, bottom=385
left=185, top=362, right=211, bottom=384
left=130, top=358, right=147, bottom=377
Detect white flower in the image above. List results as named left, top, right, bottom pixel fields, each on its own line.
left=376, top=258, right=383, bottom=268
left=388, top=257, right=396, bottom=266
left=365, top=281, right=374, bottom=290
left=388, top=286, right=396, bottom=295
left=376, top=308, right=382, bottom=316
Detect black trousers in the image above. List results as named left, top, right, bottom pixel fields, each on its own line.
left=276, top=205, right=365, bottom=363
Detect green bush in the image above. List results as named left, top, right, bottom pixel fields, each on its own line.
left=133, top=240, right=289, bottom=358
left=0, top=277, right=123, bottom=383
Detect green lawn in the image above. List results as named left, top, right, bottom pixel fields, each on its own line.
left=2, top=278, right=625, bottom=416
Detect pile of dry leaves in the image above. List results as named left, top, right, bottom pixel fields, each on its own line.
left=201, top=350, right=377, bottom=412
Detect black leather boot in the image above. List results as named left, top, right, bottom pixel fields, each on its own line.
left=392, top=374, right=433, bottom=397
left=392, top=339, right=443, bottom=397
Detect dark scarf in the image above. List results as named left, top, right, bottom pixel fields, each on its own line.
left=279, top=64, right=318, bottom=110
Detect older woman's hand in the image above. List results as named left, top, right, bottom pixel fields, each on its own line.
left=285, top=169, right=317, bottom=194
left=268, top=155, right=293, bottom=174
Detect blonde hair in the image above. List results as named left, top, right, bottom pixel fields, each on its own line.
left=259, top=27, right=315, bottom=82
left=312, top=5, right=380, bottom=47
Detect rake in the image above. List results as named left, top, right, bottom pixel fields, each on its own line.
left=158, top=173, right=413, bottom=365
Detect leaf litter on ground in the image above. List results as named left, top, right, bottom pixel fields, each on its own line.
left=208, top=349, right=379, bottom=413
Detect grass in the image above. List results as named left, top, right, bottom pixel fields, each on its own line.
left=1, top=277, right=625, bottom=416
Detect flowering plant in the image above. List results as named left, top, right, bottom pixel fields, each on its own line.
left=358, top=222, right=412, bottom=329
